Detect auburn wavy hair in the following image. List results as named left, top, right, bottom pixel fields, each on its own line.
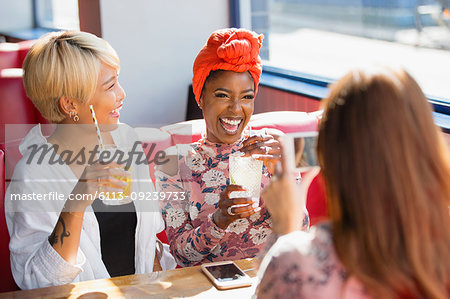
left=317, top=67, right=450, bottom=298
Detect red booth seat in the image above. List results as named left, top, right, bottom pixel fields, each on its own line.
left=160, top=119, right=205, bottom=145
left=0, top=40, right=35, bottom=70
left=135, top=127, right=172, bottom=184
left=0, top=149, right=19, bottom=292
left=0, top=44, right=19, bottom=70
left=0, top=71, right=50, bottom=147
left=0, top=69, right=46, bottom=149
left=0, top=39, right=49, bottom=150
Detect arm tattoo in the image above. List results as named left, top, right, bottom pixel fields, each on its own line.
left=48, top=217, right=71, bottom=246
left=48, top=231, right=58, bottom=246
left=58, top=218, right=70, bottom=245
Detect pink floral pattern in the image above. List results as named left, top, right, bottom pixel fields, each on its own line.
left=256, top=223, right=371, bottom=299
left=155, top=134, right=278, bottom=267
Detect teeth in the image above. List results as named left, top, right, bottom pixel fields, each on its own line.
left=221, top=118, right=241, bottom=125
left=223, top=126, right=238, bottom=133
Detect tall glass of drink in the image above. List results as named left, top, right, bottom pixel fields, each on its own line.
left=228, top=151, right=263, bottom=208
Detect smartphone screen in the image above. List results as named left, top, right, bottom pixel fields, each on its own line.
left=284, top=132, right=319, bottom=171
left=294, top=135, right=318, bottom=169
left=204, top=263, right=246, bottom=282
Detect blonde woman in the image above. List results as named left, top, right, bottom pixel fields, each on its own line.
left=258, top=67, right=450, bottom=298
left=5, top=31, right=175, bottom=289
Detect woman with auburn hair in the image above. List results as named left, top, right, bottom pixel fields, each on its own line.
left=257, top=67, right=450, bottom=298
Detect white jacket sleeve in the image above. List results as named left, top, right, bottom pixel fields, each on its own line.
left=5, top=164, right=87, bottom=289
left=7, top=210, right=86, bottom=289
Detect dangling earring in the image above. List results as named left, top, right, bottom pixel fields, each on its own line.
left=69, top=111, right=80, bottom=122
left=200, top=127, right=207, bottom=140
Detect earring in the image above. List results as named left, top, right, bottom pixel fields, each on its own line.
left=69, top=111, right=80, bottom=122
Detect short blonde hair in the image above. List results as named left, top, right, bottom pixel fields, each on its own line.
left=23, top=31, right=120, bottom=123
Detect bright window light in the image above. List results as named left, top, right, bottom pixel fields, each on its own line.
left=35, top=0, right=79, bottom=30
left=243, top=0, right=450, bottom=101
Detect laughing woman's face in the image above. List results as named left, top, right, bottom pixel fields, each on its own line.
left=199, top=70, right=255, bottom=144
left=76, top=63, right=126, bottom=129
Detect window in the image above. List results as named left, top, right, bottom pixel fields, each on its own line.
left=240, top=0, right=450, bottom=102
left=34, top=0, right=79, bottom=30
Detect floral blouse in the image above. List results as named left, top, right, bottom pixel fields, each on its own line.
left=155, top=133, right=304, bottom=267
left=256, top=222, right=371, bottom=299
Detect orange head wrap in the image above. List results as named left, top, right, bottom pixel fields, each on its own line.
left=192, top=28, right=264, bottom=103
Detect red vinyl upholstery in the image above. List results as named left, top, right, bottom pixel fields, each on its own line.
left=156, top=231, right=169, bottom=245
left=160, top=119, right=205, bottom=145
left=17, top=40, right=35, bottom=68
left=0, top=69, right=39, bottom=148
left=0, top=40, right=40, bottom=291
left=0, top=44, right=20, bottom=70
left=0, top=40, right=35, bottom=70
left=135, top=127, right=172, bottom=183
left=0, top=149, right=19, bottom=292
left=0, top=40, right=47, bottom=150
left=305, top=172, right=328, bottom=226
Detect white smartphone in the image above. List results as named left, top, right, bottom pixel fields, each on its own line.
left=201, top=261, right=253, bottom=290
left=283, top=131, right=319, bottom=172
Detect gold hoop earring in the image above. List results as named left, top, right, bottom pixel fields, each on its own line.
left=69, top=111, right=80, bottom=122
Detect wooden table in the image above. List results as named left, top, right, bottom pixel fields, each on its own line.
left=0, top=259, right=258, bottom=298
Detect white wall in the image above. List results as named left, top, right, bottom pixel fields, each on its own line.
left=100, top=0, right=229, bottom=126
left=0, top=0, right=33, bottom=32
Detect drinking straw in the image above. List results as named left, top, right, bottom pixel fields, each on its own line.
left=89, top=105, right=104, bottom=150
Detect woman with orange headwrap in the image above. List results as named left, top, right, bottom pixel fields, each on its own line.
left=155, top=28, right=309, bottom=267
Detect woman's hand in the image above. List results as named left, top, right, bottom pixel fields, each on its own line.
left=212, top=185, right=260, bottom=230
left=67, top=162, right=130, bottom=211
left=240, top=129, right=283, bottom=174
left=261, top=138, right=319, bottom=235
left=262, top=169, right=318, bottom=234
